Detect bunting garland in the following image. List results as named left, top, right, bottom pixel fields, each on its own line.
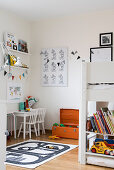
left=12, top=76, right=14, bottom=80
left=1, top=65, right=28, bottom=80
left=19, top=75, right=21, bottom=80
left=8, top=73, right=12, bottom=78
left=3, top=69, right=28, bottom=80
left=4, top=70, right=7, bottom=76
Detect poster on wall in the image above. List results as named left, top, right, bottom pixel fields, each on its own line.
left=7, top=82, right=23, bottom=102
left=41, top=48, right=68, bottom=87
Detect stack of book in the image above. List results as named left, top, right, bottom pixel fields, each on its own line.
left=89, top=108, right=114, bottom=135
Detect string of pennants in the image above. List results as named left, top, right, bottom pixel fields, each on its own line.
left=3, top=68, right=28, bottom=80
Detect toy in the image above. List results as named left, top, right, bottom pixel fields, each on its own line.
left=60, top=124, right=65, bottom=127
left=26, top=96, right=38, bottom=109
left=46, top=145, right=59, bottom=150
left=48, top=135, right=60, bottom=139
left=91, top=139, right=114, bottom=155
left=53, top=123, right=59, bottom=126
left=10, top=55, right=17, bottom=66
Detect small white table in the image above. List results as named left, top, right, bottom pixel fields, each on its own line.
left=13, top=111, right=32, bottom=139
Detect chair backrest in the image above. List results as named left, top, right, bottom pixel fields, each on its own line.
left=35, top=108, right=46, bottom=122
left=28, top=109, right=38, bottom=124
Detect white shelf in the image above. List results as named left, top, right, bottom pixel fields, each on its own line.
left=5, top=65, right=29, bottom=69
left=86, top=131, right=114, bottom=137
left=86, top=151, right=114, bottom=159
left=9, top=49, right=31, bottom=55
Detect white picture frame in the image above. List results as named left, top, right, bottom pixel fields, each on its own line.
left=41, top=48, right=68, bottom=87
left=7, top=82, right=23, bottom=103
left=90, top=47, right=113, bottom=62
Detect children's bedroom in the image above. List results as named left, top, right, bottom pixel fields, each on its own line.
left=0, top=0, right=114, bottom=170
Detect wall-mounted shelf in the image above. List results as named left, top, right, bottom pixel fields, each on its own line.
left=9, top=49, right=31, bottom=55
left=5, top=65, right=29, bottom=70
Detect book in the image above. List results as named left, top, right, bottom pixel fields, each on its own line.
left=90, top=116, right=97, bottom=132
left=101, top=108, right=111, bottom=134
left=99, top=110, right=109, bottom=134
left=97, top=111, right=105, bottom=133
left=105, top=112, right=113, bottom=134
left=93, top=117, right=99, bottom=133
left=93, top=113, right=102, bottom=133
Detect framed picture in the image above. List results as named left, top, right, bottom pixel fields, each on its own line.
left=90, top=47, right=113, bottom=62
left=7, top=82, right=23, bottom=103
left=100, top=32, right=113, bottom=46
left=41, top=48, right=68, bottom=87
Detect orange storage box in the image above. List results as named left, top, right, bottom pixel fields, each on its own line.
left=52, top=109, right=79, bottom=139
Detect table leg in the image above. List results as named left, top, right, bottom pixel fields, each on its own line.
left=13, top=114, right=16, bottom=139
left=10, top=114, right=12, bottom=136
left=23, top=116, right=26, bottom=139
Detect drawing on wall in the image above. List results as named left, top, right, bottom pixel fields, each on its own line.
left=7, top=82, right=23, bottom=102
left=41, top=48, right=67, bottom=86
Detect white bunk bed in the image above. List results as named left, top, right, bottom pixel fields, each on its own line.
left=79, top=61, right=114, bottom=168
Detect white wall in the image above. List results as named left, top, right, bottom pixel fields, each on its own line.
left=0, top=9, right=31, bottom=130
left=30, top=10, right=114, bottom=129
left=1, top=9, right=114, bottom=131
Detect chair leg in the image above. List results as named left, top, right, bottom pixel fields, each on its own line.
left=34, top=124, right=37, bottom=137
left=42, top=122, right=46, bottom=134
left=38, top=123, right=40, bottom=136
left=29, top=124, right=31, bottom=139
left=18, top=124, right=22, bottom=137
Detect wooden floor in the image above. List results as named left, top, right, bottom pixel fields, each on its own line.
left=6, top=131, right=112, bottom=170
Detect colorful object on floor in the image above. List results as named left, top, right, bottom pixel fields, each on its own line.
left=91, top=139, right=114, bottom=156
left=6, top=140, right=78, bottom=169
left=46, top=145, right=59, bottom=149
left=48, top=135, right=60, bottom=139
left=26, top=96, right=38, bottom=108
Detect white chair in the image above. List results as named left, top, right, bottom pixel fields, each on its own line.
left=36, top=108, right=46, bottom=136
left=18, top=110, right=38, bottom=139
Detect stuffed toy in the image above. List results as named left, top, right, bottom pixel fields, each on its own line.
left=26, top=96, right=38, bottom=108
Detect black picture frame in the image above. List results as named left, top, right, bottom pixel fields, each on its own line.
left=100, top=32, right=113, bottom=46
left=90, top=47, right=113, bottom=62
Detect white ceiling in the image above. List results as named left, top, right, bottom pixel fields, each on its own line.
left=0, top=0, right=114, bottom=21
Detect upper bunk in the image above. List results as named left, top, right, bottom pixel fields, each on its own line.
left=82, top=62, right=114, bottom=101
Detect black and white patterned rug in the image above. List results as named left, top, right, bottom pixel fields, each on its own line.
left=5, top=140, right=78, bottom=169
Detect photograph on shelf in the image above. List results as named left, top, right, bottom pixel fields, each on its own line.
left=18, top=39, right=28, bottom=53
left=90, top=47, right=113, bottom=62
left=100, top=32, right=113, bottom=46
left=4, top=32, right=18, bottom=50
